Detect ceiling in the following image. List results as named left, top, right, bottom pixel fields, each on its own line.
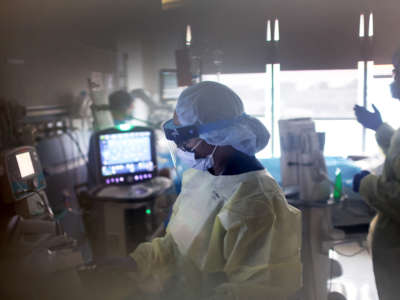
left=1, top=0, right=399, bottom=66
left=0, top=0, right=163, bottom=49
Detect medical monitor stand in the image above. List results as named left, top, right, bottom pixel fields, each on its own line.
left=83, top=127, right=172, bottom=257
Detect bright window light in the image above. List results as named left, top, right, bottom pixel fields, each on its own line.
left=278, top=69, right=359, bottom=119
left=368, top=13, right=374, bottom=37
left=277, top=68, right=362, bottom=157
left=359, top=14, right=365, bottom=38
left=266, top=20, right=272, bottom=42
left=315, top=120, right=363, bottom=156
left=274, top=19, right=280, bottom=41
left=186, top=25, right=192, bottom=46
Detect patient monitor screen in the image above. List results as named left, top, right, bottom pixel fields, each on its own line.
left=99, top=131, right=154, bottom=177
left=16, top=152, right=35, bottom=178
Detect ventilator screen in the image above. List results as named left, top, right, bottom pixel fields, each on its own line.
left=99, top=131, right=154, bottom=177
left=16, top=152, right=35, bottom=178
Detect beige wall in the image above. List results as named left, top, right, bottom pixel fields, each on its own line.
left=115, top=20, right=183, bottom=99
left=0, top=32, right=116, bottom=107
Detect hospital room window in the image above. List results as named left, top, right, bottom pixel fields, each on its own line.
left=202, top=63, right=384, bottom=159
left=274, top=66, right=363, bottom=157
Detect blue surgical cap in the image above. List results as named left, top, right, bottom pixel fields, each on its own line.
left=176, top=81, right=270, bottom=155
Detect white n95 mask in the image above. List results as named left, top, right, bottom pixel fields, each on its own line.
left=176, top=144, right=217, bottom=171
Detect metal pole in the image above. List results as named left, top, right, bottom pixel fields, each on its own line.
left=271, top=64, right=275, bottom=157
left=362, top=61, right=368, bottom=153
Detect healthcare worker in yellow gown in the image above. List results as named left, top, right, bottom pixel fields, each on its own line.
left=101, top=82, right=302, bottom=300
left=353, top=50, right=400, bottom=300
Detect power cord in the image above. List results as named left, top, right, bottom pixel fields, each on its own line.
left=35, top=190, right=54, bottom=219
left=65, top=130, right=88, bottom=164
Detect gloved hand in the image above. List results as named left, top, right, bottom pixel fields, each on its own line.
left=353, top=104, right=383, bottom=131
left=353, top=170, right=370, bottom=193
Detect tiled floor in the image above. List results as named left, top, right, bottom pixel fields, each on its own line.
left=328, top=242, right=379, bottom=300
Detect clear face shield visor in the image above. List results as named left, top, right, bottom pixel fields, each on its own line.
left=161, top=115, right=246, bottom=168
left=161, top=119, right=201, bottom=169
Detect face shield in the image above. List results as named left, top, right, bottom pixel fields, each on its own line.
left=162, top=119, right=203, bottom=170
left=161, top=116, right=245, bottom=169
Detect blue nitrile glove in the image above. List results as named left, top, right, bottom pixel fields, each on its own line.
left=353, top=170, right=371, bottom=193
left=354, top=104, right=383, bottom=131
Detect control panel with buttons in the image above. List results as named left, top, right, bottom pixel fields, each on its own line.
left=104, top=173, right=154, bottom=185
